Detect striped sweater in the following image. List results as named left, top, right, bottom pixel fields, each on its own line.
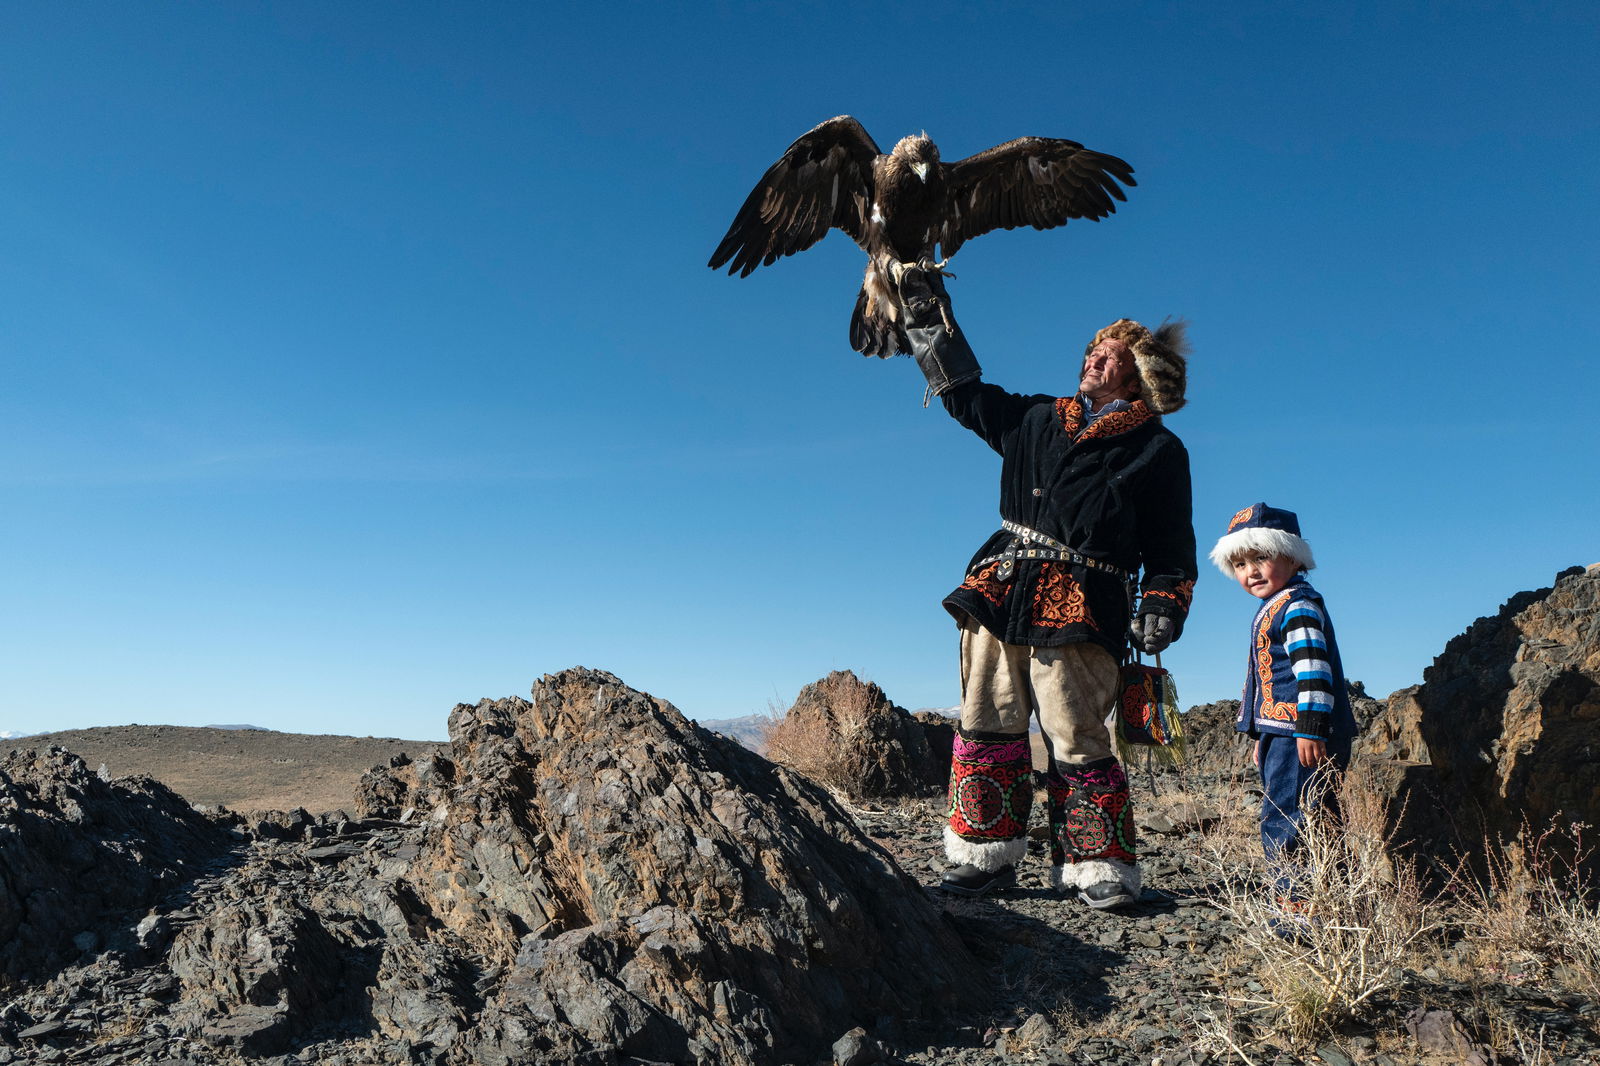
left=1236, top=579, right=1355, bottom=740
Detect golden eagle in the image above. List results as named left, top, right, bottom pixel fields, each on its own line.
left=708, top=115, right=1136, bottom=357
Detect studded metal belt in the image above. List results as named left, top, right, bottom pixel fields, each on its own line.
left=974, top=519, right=1135, bottom=583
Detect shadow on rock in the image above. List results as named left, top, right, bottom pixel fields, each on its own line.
left=0, top=747, right=240, bottom=984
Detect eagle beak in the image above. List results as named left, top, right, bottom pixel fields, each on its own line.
left=912, top=162, right=930, bottom=183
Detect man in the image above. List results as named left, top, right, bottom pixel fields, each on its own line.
left=898, top=265, right=1197, bottom=909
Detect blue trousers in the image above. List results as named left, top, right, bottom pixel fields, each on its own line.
left=1258, top=730, right=1353, bottom=866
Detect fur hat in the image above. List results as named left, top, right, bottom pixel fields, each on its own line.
left=1085, top=318, right=1190, bottom=414
left=1208, top=502, right=1316, bottom=575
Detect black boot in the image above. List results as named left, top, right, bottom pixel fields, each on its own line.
left=1078, top=879, right=1137, bottom=910
left=939, top=863, right=1017, bottom=897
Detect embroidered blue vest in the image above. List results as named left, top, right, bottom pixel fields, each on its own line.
left=1235, top=580, right=1355, bottom=737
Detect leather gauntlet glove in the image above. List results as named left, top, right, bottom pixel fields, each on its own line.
left=896, top=264, right=981, bottom=396
left=1131, top=612, right=1175, bottom=655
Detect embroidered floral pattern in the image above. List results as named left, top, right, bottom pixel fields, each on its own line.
left=1031, top=563, right=1097, bottom=630
left=1142, top=579, right=1196, bottom=614
left=959, top=561, right=1011, bottom=606
left=1055, top=396, right=1086, bottom=437
left=1078, top=400, right=1154, bottom=442
left=1228, top=505, right=1257, bottom=531
left=947, top=730, right=1033, bottom=842
left=1055, top=395, right=1155, bottom=441
left=1045, top=760, right=1137, bottom=866
left=1175, top=579, right=1195, bottom=610
left=1256, top=590, right=1297, bottom=722
left=1056, top=392, right=1158, bottom=438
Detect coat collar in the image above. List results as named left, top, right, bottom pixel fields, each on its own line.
left=1055, top=395, right=1156, bottom=441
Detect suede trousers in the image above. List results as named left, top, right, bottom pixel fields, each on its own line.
left=945, top=615, right=1139, bottom=890
left=957, top=614, right=1119, bottom=763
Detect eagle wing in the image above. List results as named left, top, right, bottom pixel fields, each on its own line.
left=708, top=115, right=881, bottom=277
left=937, top=137, right=1136, bottom=259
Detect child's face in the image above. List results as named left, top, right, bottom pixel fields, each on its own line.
left=1231, top=553, right=1299, bottom=600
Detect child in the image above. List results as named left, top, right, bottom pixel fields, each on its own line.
left=1209, top=503, right=1357, bottom=876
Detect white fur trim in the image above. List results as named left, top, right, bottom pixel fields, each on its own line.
left=1051, top=857, right=1142, bottom=894
left=1208, top=527, right=1315, bottom=575
left=943, top=826, right=1027, bottom=872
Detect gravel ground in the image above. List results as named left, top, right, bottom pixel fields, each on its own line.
left=846, top=783, right=1600, bottom=1066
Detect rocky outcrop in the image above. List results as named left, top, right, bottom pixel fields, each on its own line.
left=764, top=670, right=949, bottom=799
left=1352, top=684, right=1429, bottom=763
left=0, top=747, right=233, bottom=982
left=1359, top=565, right=1600, bottom=876
left=0, top=669, right=983, bottom=1065
left=367, top=667, right=983, bottom=1064
left=913, top=709, right=956, bottom=776
left=1170, top=699, right=1248, bottom=776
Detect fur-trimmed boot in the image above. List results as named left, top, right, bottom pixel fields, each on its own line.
left=941, top=728, right=1032, bottom=895
left=1045, top=758, right=1141, bottom=909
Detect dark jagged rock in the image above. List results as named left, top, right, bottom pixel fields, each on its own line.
left=0, top=747, right=233, bottom=982
left=1354, top=565, right=1600, bottom=878
left=166, top=882, right=359, bottom=1055
left=1353, top=684, right=1429, bottom=763
left=912, top=710, right=956, bottom=775
left=387, top=668, right=983, bottom=1065
left=20, top=572, right=1596, bottom=1065
left=0, top=670, right=984, bottom=1066
left=1172, top=699, right=1248, bottom=777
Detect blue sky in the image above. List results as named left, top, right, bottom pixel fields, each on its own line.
left=3, top=3, right=1596, bottom=739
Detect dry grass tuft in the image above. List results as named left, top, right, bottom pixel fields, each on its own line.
left=1199, top=772, right=1441, bottom=1047
left=1044, top=1000, right=1097, bottom=1055
left=1450, top=820, right=1600, bottom=1004
left=762, top=676, right=883, bottom=799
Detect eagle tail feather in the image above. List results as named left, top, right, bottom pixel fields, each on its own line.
left=850, top=285, right=905, bottom=358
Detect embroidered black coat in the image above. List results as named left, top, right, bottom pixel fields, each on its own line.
left=939, top=382, right=1197, bottom=659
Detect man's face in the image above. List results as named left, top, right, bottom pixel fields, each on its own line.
left=1080, top=338, right=1137, bottom=402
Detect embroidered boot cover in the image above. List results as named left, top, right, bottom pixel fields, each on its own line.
left=947, top=728, right=1033, bottom=847
left=1045, top=758, right=1138, bottom=867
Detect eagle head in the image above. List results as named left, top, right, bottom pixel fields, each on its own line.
left=891, top=133, right=940, bottom=183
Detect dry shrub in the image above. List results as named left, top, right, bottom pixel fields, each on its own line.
left=1187, top=1001, right=1265, bottom=1066
left=1451, top=820, right=1600, bottom=1003
left=1200, top=772, right=1441, bottom=1047
left=762, top=677, right=883, bottom=798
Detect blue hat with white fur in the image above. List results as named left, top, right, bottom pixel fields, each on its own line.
left=1208, top=502, right=1316, bottom=575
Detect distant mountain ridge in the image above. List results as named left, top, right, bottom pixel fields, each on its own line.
left=4, top=723, right=443, bottom=814
left=696, top=713, right=775, bottom=753
left=699, top=706, right=956, bottom=755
